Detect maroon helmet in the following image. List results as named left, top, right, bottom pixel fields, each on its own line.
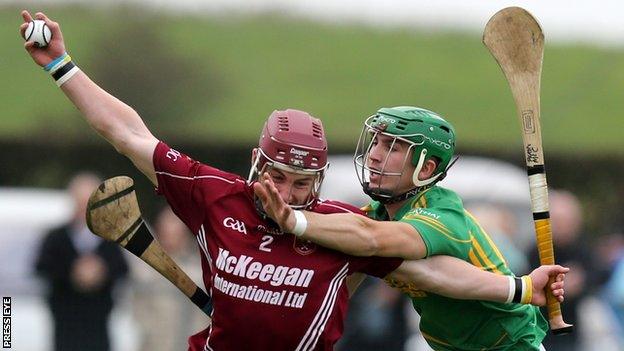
left=248, top=109, right=329, bottom=209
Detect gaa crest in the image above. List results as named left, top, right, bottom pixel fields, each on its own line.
left=293, top=237, right=316, bottom=255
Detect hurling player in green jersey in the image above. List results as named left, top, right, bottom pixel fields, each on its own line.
left=255, top=106, right=565, bottom=350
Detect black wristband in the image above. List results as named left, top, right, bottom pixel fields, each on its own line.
left=52, top=61, right=75, bottom=81
left=512, top=277, right=523, bottom=303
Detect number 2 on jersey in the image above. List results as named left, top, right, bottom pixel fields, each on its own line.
left=259, top=235, right=274, bottom=252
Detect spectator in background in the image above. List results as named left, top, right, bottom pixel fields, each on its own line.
left=338, top=279, right=409, bottom=351
left=601, top=233, right=624, bottom=348
left=592, top=233, right=624, bottom=291
left=530, top=189, right=589, bottom=351
left=34, top=172, right=129, bottom=351
left=132, top=206, right=209, bottom=351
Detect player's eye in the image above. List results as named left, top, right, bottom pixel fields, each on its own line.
left=270, top=173, right=285, bottom=183
left=294, top=181, right=312, bottom=189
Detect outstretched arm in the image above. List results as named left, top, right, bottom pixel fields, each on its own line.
left=19, top=11, right=158, bottom=184
left=388, top=256, right=567, bottom=306
left=254, top=173, right=427, bottom=259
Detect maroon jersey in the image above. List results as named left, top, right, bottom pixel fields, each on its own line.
left=153, top=142, right=403, bottom=351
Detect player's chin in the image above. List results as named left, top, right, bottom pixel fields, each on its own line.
left=367, top=176, right=387, bottom=189
left=288, top=199, right=307, bottom=208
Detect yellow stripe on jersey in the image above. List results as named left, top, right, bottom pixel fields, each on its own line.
left=410, top=197, right=423, bottom=209
left=406, top=215, right=471, bottom=243
left=468, top=247, right=499, bottom=272
left=421, top=332, right=453, bottom=347
left=411, top=191, right=429, bottom=209
left=465, top=211, right=509, bottom=267
left=468, top=248, right=485, bottom=268
left=481, top=230, right=509, bottom=268
left=385, top=278, right=427, bottom=298
left=360, top=204, right=374, bottom=213
left=471, top=235, right=503, bottom=275
left=486, top=332, right=509, bottom=350
left=403, top=213, right=451, bottom=234
left=419, top=196, right=427, bottom=208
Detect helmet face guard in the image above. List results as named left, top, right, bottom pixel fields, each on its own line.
left=354, top=107, right=456, bottom=203
left=354, top=115, right=422, bottom=202
left=248, top=109, right=329, bottom=210
left=249, top=147, right=327, bottom=209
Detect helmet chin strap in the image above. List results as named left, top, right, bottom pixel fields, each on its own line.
left=247, top=148, right=261, bottom=184
left=363, top=184, right=421, bottom=205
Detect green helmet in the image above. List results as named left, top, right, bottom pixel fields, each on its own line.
left=375, top=106, right=456, bottom=172
left=354, top=106, right=456, bottom=203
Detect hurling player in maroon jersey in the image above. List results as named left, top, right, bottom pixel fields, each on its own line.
left=21, top=11, right=566, bottom=351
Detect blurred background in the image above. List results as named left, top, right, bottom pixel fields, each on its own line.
left=1, top=0, right=623, bottom=350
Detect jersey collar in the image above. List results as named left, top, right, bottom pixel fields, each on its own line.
left=367, top=187, right=433, bottom=221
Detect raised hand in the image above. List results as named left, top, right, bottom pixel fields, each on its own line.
left=19, top=10, right=66, bottom=66
left=529, top=265, right=568, bottom=306
left=253, top=173, right=296, bottom=233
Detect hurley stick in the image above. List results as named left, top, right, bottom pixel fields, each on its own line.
left=86, top=176, right=212, bottom=316
left=483, top=6, right=573, bottom=335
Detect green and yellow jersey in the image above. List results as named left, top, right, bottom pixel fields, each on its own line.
left=365, top=186, right=548, bottom=350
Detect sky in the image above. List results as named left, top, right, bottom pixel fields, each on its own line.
left=12, top=0, right=624, bottom=47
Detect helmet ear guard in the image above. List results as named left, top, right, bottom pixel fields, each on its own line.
left=411, top=149, right=443, bottom=188
left=410, top=149, right=460, bottom=188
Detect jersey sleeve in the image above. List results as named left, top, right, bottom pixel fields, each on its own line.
left=400, top=207, right=472, bottom=259
left=348, top=255, right=404, bottom=278
left=153, top=141, right=206, bottom=229
left=153, top=142, right=247, bottom=232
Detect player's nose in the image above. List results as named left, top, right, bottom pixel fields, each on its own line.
left=283, top=185, right=301, bottom=206
left=286, top=188, right=298, bottom=205
left=275, top=184, right=292, bottom=204
left=368, top=144, right=384, bottom=164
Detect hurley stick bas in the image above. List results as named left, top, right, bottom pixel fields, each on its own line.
left=86, top=176, right=212, bottom=316
left=483, top=6, right=573, bottom=334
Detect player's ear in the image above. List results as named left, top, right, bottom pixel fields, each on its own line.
left=418, top=158, right=438, bottom=180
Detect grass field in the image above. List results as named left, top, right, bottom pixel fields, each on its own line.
left=3, top=5, right=624, bottom=154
